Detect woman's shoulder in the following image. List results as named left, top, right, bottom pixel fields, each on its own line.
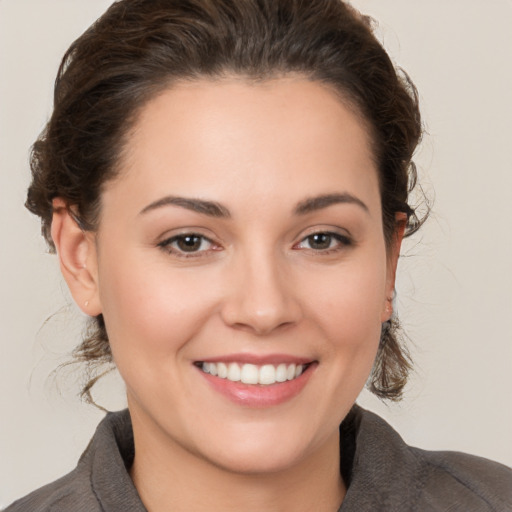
left=4, top=469, right=98, bottom=512
left=4, top=410, right=145, bottom=512
left=411, top=446, right=512, bottom=510
left=341, top=406, right=512, bottom=511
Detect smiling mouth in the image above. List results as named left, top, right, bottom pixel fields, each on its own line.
left=195, top=361, right=313, bottom=386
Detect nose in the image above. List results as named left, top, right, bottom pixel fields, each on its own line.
left=220, top=250, right=303, bottom=336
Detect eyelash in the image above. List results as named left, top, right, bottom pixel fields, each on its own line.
left=158, top=233, right=218, bottom=258
left=158, top=230, right=352, bottom=259
left=293, top=232, right=353, bottom=254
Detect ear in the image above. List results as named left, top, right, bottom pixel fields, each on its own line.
left=51, top=198, right=102, bottom=316
left=381, top=212, right=407, bottom=322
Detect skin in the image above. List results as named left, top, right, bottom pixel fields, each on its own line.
left=52, top=77, right=403, bottom=512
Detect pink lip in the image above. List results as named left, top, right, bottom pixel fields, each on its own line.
left=196, top=361, right=317, bottom=408
left=197, top=353, right=313, bottom=365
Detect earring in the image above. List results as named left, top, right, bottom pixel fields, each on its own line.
left=84, top=300, right=89, bottom=307
left=385, top=296, right=393, bottom=315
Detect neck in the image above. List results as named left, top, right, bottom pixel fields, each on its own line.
left=129, top=409, right=346, bottom=512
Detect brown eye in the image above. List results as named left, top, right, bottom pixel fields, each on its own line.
left=176, top=235, right=203, bottom=252
left=307, top=233, right=333, bottom=250
left=158, top=233, right=215, bottom=256
left=295, top=231, right=352, bottom=253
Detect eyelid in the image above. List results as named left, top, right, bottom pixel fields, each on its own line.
left=157, top=232, right=221, bottom=258
left=293, top=228, right=354, bottom=252
left=295, top=225, right=353, bottom=242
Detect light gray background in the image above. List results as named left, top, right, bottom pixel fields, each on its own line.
left=1, top=0, right=511, bottom=507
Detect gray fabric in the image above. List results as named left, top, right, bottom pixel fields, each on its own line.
left=6, top=406, right=512, bottom=511
left=5, top=410, right=145, bottom=512
left=339, top=409, right=512, bottom=511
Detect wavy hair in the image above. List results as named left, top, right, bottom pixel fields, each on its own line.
left=27, top=0, right=425, bottom=404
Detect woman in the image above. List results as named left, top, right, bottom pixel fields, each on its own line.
left=4, top=0, right=511, bottom=510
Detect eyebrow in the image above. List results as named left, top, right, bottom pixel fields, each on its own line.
left=139, top=196, right=231, bottom=218
left=139, top=192, right=368, bottom=218
left=294, top=193, right=369, bottom=215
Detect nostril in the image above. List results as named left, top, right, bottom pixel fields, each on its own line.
left=228, top=315, right=297, bottom=336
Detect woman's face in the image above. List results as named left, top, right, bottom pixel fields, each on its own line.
left=82, top=78, right=400, bottom=473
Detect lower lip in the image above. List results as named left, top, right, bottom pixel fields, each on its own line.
left=197, top=364, right=316, bottom=408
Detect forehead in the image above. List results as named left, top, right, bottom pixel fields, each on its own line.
left=105, top=77, right=380, bottom=218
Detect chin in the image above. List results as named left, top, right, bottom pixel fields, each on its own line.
left=203, top=443, right=307, bottom=476
left=190, top=420, right=330, bottom=476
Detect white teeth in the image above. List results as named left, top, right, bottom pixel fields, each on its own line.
left=275, top=363, right=288, bottom=383
left=287, top=363, right=296, bottom=380
left=227, top=362, right=241, bottom=381
left=259, top=364, right=276, bottom=385
left=200, top=361, right=307, bottom=385
left=240, top=363, right=259, bottom=384
left=217, top=362, right=228, bottom=378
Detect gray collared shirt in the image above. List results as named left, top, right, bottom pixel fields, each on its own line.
left=6, top=406, right=512, bottom=511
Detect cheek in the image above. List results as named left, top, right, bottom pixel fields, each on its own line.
left=304, top=254, right=388, bottom=338
left=301, top=248, right=387, bottom=388
left=286, top=251, right=388, bottom=426
left=97, top=253, right=220, bottom=365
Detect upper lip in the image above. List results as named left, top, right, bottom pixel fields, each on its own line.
left=195, top=353, right=315, bottom=366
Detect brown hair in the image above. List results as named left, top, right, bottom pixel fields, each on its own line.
left=27, top=0, right=424, bottom=403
